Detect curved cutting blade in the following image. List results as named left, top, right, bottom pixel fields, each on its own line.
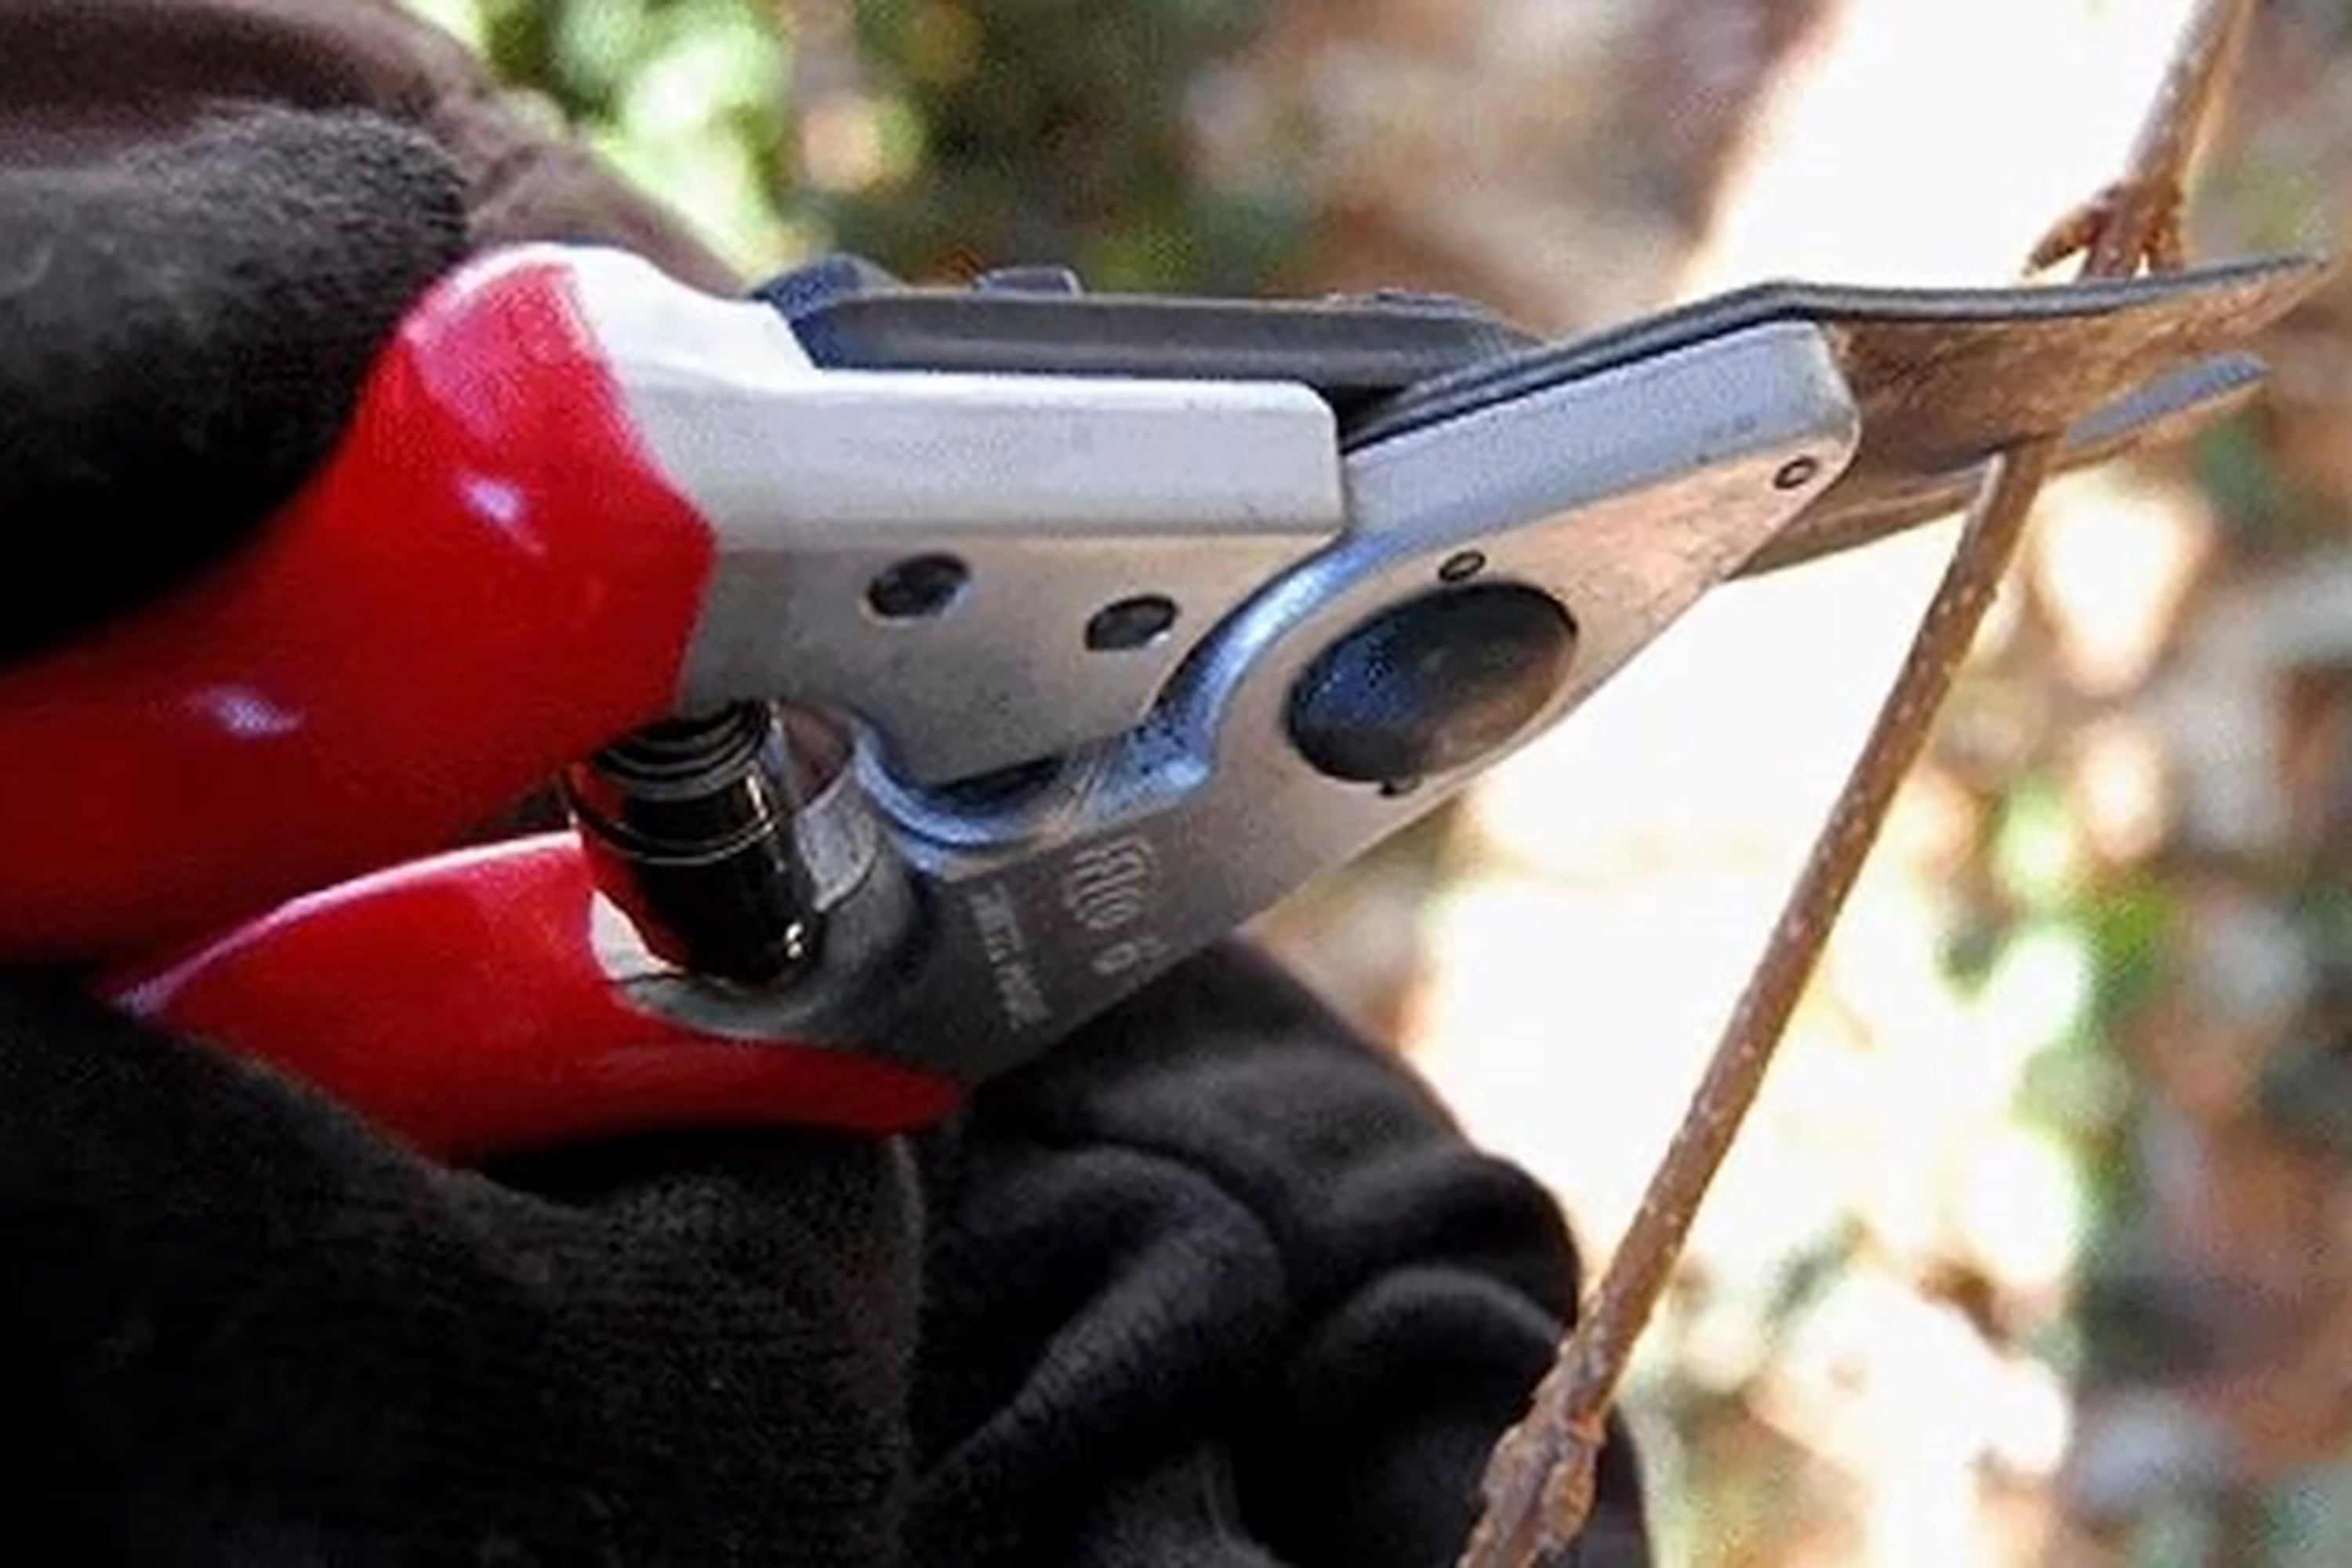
left=1350, top=253, right=2328, bottom=576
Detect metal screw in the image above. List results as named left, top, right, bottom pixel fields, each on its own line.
left=1773, top=456, right=1821, bottom=491
left=1439, top=550, right=1486, bottom=584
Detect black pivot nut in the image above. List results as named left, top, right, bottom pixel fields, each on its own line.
left=1286, top=583, right=1577, bottom=787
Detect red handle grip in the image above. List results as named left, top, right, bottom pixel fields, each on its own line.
left=0, top=252, right=715, bottom=963
left=107, top=837, right=956, bottom=1161
left=0, top=249, right=951, bottom=1152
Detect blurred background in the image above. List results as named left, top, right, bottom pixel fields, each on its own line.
left=404, top=0, right=2352, bottom=1560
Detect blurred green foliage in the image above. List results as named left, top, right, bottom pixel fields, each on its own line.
left=834, top=0, right=1296, bottom=289
left=2194, top=418, right=2332, bottom=555
left=1952, top=777, right=2176, bottom=1386
left=2250, top=1459, right=2352, bottom=1568
left=405, top=0, right=1302, bottom=290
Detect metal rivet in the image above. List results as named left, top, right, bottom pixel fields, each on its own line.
left=1086, top=594, right=1179, bottom=652
left=1439, top=550, right=1486, bottom=584
left=866, top=554, right=970, bottom=620
left=1773, top=456, right=1821, bottom=491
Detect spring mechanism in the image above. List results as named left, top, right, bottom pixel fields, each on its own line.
left=564, top=702, right=822, bottom=987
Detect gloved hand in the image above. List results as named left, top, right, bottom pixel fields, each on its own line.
left=1, top=110, right=463, bottom=657
left=2, top=86, right=924, bottom=1567
left=0, top=0, right=735, bottom=659
left=0, top=5, right=1650, bottom=1564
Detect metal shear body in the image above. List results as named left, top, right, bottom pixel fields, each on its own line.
left=0, top=245, right=2318, bottom=1156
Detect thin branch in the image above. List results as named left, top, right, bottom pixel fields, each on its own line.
left=1458, top=3, right=2259, bottom=1562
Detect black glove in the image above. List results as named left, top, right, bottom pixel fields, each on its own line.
left=909, top=945, right=1653, bottom=1568
left=0, top=109, right=463, bottom=657
left=0, top=973, right=917, bottom=1566
left=0, top=28, right=1650, bottom=1565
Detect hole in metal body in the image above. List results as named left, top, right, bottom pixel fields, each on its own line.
left=1086, top=594, right=1179, bottom=651
left=867, top=554, right=970, bottom=619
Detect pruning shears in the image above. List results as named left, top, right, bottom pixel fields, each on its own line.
left=0, top=243, right=2319, bottom=1157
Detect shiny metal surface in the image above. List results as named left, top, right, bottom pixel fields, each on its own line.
left=564, top=251, right=2321, bottom=1083
left=571, top=249, right=1349, bottom=787
left=567, top=705, right=822, bottom=985
left=621, top=320, right=1859, bottom=1075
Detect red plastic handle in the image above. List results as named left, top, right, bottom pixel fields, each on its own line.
left=107, top=836, right=956, bottom=1161
left=0, top=252, right=714, bottom=963
left=1, top=249, right=953, bottom=1152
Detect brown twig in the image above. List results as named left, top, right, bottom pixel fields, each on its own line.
left=1457, top=2, right=2258, bottom=1563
